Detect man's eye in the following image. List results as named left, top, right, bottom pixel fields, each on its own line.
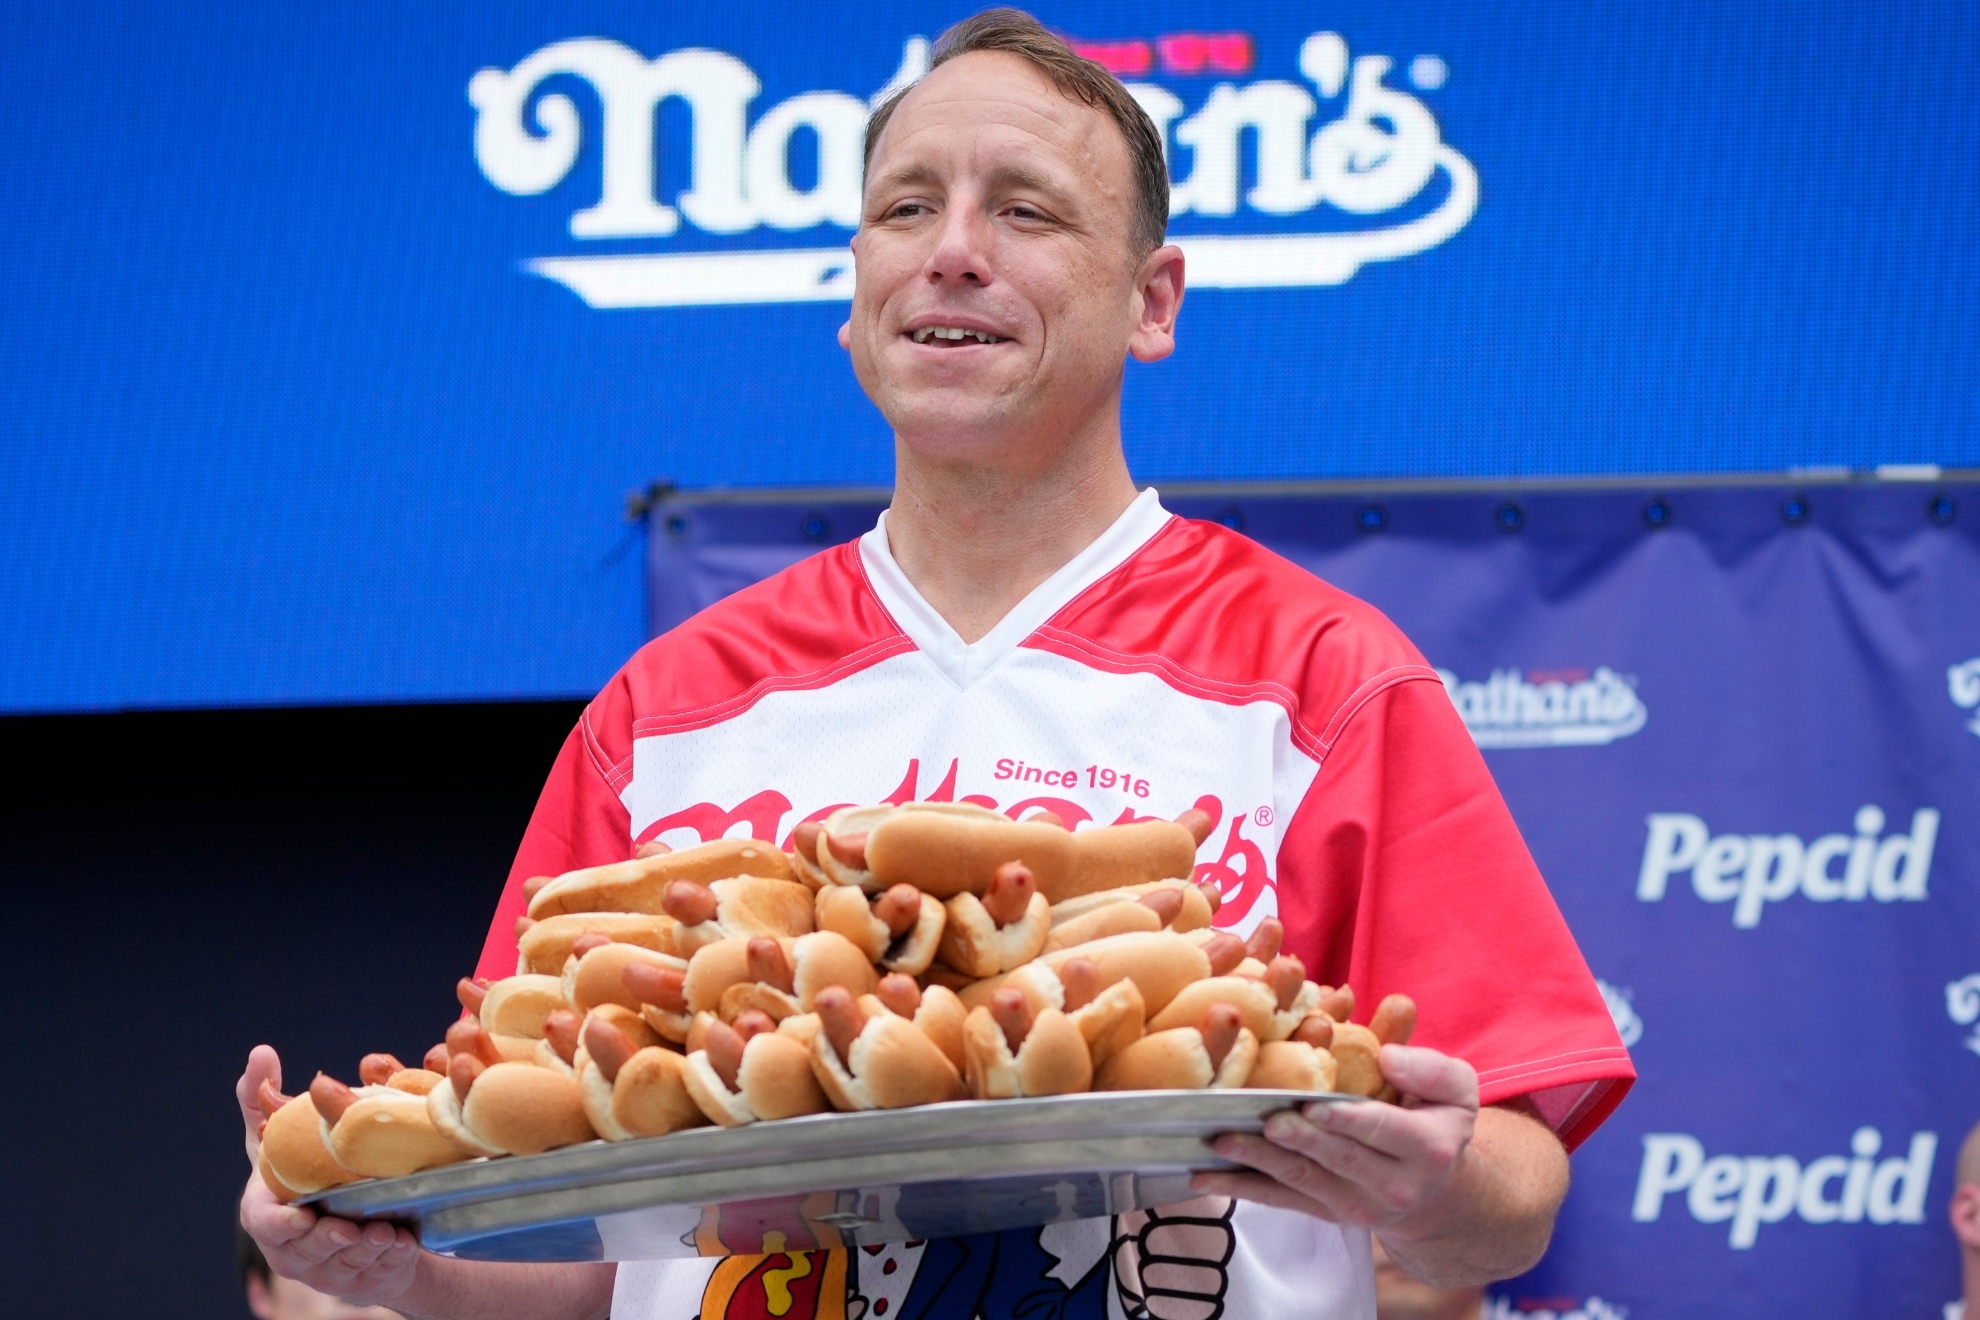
left=889, top=202, right=927, bottom=219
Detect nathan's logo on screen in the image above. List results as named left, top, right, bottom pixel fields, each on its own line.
left=1947, top=974, right=1980, bottom=1057
left=1485, top=1297, right=1628, bottom=1320
left=1950, top=658, right=1980, bottom=737
left=1633, top=1129, right=1937, bottom=1249
left=1636, top=806, right=1939, bottom=928
left=1436, top=667, right=1646, bottom=748
left=468, top=29, right=1476, bottom=307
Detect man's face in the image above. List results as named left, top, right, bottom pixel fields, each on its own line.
left=840, top=51, right=1165, bottom=469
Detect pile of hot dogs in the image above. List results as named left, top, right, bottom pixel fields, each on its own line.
left=255, top=802, right=1418, bottom=1202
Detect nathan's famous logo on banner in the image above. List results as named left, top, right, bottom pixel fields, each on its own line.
left=1633, top=1128, right=1938, bottom=1249
left=468, top=28, right=1476, bottom=307
left=1950, top=658, right=1980, bottom=737
left=1436, top=667, right=1647, bottom=748
left=1947, top=974, right=1980, bottom=1057
left=1637, top=806, right=1939, bottom=928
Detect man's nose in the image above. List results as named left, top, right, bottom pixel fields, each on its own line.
left=923, top=204, right=993, bottom=286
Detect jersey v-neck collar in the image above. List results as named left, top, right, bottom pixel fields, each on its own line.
left=858, top=487, right=1173, bottom=690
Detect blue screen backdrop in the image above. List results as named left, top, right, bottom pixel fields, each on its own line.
left=0, top=2, right=1974, bottom=711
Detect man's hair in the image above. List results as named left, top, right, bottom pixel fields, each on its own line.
left=862, top=7, right=1170, bottom=255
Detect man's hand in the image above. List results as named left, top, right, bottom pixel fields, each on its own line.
left=237, top=1046, right=426, bottom=1309
left=1190, top=1043, right=1568, bottom=1287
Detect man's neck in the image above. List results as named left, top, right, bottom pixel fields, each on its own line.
left=884, top=433, right=1139, bottom=645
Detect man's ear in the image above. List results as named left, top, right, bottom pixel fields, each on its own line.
left=1951, top=1184, right=1980, bottom=1249
left=1128, top=244, right=1185, bottom=364
left=838, top=233, right=860, bottom=351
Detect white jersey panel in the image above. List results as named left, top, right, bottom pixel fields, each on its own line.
left=620, top=645, right=1320, bottom=942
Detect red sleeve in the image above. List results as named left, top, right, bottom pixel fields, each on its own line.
left=471, top=704, right=635, bottom=981
left=1278, top=677, right=1635, bottom=1151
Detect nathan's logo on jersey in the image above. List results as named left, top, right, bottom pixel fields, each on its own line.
left=1946, top=974, right=1980, bottom=1057
left=1950, top=658, right=1980, bottom=737
left=633, top=757, right=1282, bottom=930
left=1637, top=806, right=1939, bottom=928
left=469, top=29, right=1475, bottom=307
left=1594, top=979, right=1641, bottom=1049
left=1633, top=1128, right=1937, bottom=1249
left=1435, top=667, right=1646, bottom=748
left=1486, top=1296, right=1628, bottom=1320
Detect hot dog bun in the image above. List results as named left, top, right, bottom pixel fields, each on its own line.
left=1146, top=976, right=1278, bottom=1042
left=1095, top=1023, right=1258, bottom=1091
left=478, top=975, right=569, bottom=1039
left=1247, top=1040, right=1340, bottom=1092
left=323, top=1087, right=468, bottom=1178
left=519, top=913, right=678, bottom=975
left=684, top=1031, right=830, bottom=1127
left=259, top=1093, right=357, bottom=1200
left=455, top=1061, right=595, bottom=1155
left=527, top=839, right=792, bottom=919
left=563, top=943, right=689, bottom=1014
left=936, top=889, right=1051, bottom=978
left=671, top=876, right=817, bottom=955
left=810, top=1009, right=966, bottom=1111
left=962, top=1005, right=1092, bottom=1098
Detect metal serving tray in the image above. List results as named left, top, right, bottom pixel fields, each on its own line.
left=301, top=1089, right=1344, bottom=1262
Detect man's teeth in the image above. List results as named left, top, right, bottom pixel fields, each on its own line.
left=911, top=326, right=1005, bottom=344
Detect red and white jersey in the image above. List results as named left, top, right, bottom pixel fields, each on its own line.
left=477, top=489, right=1635, bottom=1320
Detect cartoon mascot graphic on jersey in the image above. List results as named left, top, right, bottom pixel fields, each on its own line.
left=696, top=1200, right=1238, bottom=1320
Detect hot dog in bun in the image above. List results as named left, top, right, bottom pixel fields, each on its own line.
left=527, top=839, right=792, bottom=919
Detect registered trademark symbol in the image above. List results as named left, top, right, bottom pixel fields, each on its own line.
left=1409, top=55, right=1448, bottom=90
left=1255, top=806, right=1274, bottom=827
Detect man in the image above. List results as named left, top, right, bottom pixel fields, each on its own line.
left=1950, top=1119, right=1980, bottom=1319
left=237, top=11, right=1632, bottom=1318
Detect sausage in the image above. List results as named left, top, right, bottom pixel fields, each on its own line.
left=1291, top=1013, right=1334, bottom=1049
left=793, top=821, right=822, bottom=860
left=704, top=1019, right=746, bottom=1089
left=446, top=1019, right=503, bottom=1067
left=875, top=973, right=922, bottom=1019
left=1194, top=881, right=1223, bottom=915
left=257, top=1078, right=289, bottom=1119
left=622, top=961, right=688, bottom=1014
left=582, top=1015, right=638, bottom=1084
left=1370, top=994, right=1417, bottom=1046
left=1174, top=807, right=1216, bottom=846
left=521, top=875, right=555, bottom=902
left=543, top=1010, right=582, bottom=1066
left=1263, top=955, right=1306, bottom=1013
left=448, top=1052, right=483, bottom=1103
left=872, top=884, right=922, bottom=938
left=824, top=830, right=869, bottom=869
left=746, top=937, right=796, bottom=993
left=982, top=862, right=1036, bottom=926
left=309, top=1074, right=357, bottom=1125
left=991, top=988, right=1034, bottom=1055
left=814, top=987, right=864, bottom=1067
left=1200, top=1004, right=1243, bottom=1072
left=633, top=839, right=673, bottom=859
left=456, top=978, right=488, bottom=1015
left=1318, top=984, right=1356, bottom=1023
left=570, top=933, right=612, bottom=960
left=1137, top=887, right=1184, bottom=927
left=1245, top=917, right=1284, bottom=964
left=1202, top=933, right=1247, bottom=977
left=661, top=880, right=719, bottom=926
left=1024, top=810, right=1066, bottom=829
left=514, top=916, right=536, bottom=939
left=732, top=1010, right=776, bottom=1041
left=422, top=1043, right=450, bottom=1074
left=1059, top=956, right=1102, bottom=1012
left=358, top=1053, right=404, bottom=1087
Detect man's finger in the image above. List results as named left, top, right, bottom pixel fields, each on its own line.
left=240, top=1175, right=316, bottom=1246
left=1209, top=1131, right=1378, bottom=1221
left=1376, top=1044, right=1478, bottom=1108
left=1302, top=1097, right=1472, bottom=1169
left=236, top=1045, right=283, bottom=1162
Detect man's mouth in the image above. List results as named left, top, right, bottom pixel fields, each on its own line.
left=909, top=325, right=1007, bottom=346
